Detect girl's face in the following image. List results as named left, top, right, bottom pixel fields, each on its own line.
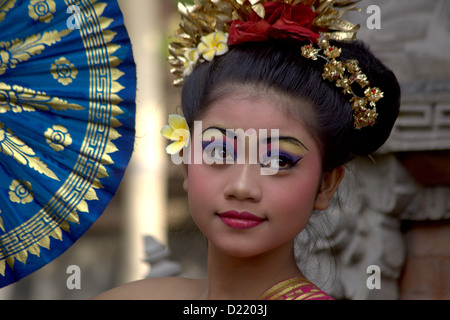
left=184, top=91, right=343, bottom=258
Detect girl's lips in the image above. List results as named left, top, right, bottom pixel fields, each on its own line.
left=218, top=210, right=266, bottom=229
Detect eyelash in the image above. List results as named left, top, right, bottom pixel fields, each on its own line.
left=201, top=140, right=303, bottom=170
left=260, top=150, right=303, bottom=171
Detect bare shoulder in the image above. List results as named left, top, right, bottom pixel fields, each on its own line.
left=92, top=277, right=207, bottom=300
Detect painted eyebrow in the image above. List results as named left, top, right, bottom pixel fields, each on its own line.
left=202, top=126, right=308, bottom=151
left=263, top=136, right=309, bottom=151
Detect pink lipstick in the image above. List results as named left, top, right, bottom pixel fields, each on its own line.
left=218, top=211, right=265, bottom=229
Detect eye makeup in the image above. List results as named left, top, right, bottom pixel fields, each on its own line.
left=260, top=150, right=304, bottom=170
left=201, top=127, right=236, bottom=164
left=200, top=126, right=308, bottom=170
left=263, top=136, right=308, bottom=155
left=259, top=134, right=309, bottom=171
left=260, top=140, right=307, bottom=171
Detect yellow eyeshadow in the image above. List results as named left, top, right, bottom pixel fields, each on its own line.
left=278, top=140, right=308, bottom=155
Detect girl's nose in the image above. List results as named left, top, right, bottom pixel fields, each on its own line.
left=223, top=163, right=262, bottom=202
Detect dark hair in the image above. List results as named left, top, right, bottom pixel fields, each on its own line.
left=181, top=39, right=401, bottom=170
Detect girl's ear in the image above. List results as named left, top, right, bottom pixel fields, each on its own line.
left=182, top=164, right=188, bottom=192
left=314, top=165, right=345, bottom=210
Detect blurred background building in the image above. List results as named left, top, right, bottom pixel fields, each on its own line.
left=0, top=0, right=448, bottom=300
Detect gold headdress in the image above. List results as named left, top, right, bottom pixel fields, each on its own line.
left=168, top=0, right=383, bottom=129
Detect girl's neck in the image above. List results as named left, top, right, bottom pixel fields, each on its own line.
left=200, top=241, right=303, bottom=300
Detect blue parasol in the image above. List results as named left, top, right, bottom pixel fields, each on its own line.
left=0, top=0, right=136, bottom=287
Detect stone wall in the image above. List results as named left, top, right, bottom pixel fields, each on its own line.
left=400, top=221, right=450, bottom=299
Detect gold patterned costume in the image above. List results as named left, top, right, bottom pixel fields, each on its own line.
left=259, top=278, right=334, bottom=300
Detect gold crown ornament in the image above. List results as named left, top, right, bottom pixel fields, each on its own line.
left=168, top=0, right=383, bottom=129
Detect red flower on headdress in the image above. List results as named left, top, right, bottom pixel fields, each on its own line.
left=228, top=2, right=320, bottom=45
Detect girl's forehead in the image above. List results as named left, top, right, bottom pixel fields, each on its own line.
left=201, top=90, right=315, bottom=132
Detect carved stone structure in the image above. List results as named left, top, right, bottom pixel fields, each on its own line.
left=296, top=0, right=450, bottom=300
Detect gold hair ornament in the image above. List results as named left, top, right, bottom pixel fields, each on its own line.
left=301, top=37, right=383, bottom=129
left=169, top=0, right=361, bottom=86
left=168, top=0, right=382, bottom=129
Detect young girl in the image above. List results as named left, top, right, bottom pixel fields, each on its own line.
left=95, top=0, right=400, bottom=300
